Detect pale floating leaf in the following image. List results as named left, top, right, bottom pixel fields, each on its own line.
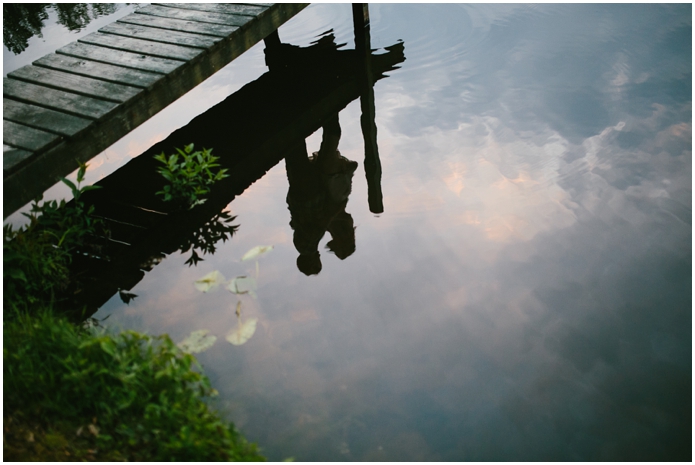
left=226, top=275, right=257, bottom=297
left=226, top=318, right=258, bottom=346
left=241, top=245, right=273, bottom=261
left=178, top=329, right=217, bottom=354
left=194, top=270, right=225, bottom=292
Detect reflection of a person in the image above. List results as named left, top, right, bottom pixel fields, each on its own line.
left=285, top=114, right=358, bottom=275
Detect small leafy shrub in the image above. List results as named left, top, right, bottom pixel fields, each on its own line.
left=154, top=144, right=228, bottom=208
left=4, top=311, right=265, bottom=461
left=3, top=162, right=106, bottom=315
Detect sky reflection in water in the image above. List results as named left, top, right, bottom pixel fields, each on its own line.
left=7, top=3, right=690, bottom=461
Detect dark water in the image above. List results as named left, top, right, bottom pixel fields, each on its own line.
left=5, top=4, right=692, bottom=461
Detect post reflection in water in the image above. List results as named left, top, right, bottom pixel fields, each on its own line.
left=286, top=114, right=358, bottom=275
left=67, top=26, right=405, bottom=317
left=61, top=3, right=689, bottom=461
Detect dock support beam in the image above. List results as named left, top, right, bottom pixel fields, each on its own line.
left=352, top=3, right=384, bottom=214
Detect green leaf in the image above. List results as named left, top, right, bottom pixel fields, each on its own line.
left=193, top=270, right=225, bottom=292
left=241, top=245, right=273, bottom=261
left=60, top=177, right=77, bottom=192
left=226, top=276, right=257, bottom=298
left=99, top=339, right=117, bottom=356
left=77, top=163, right=86, bottom=182
left=226, top=318, right=258, bottom=346
left=178, top=330, right=217, bottom=354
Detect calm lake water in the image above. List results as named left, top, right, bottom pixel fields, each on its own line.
left=4, top=4, right=691, bottom=461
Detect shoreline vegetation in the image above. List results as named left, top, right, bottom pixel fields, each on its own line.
left=3, top=160, right=266, bottom=461
left=4, top=312, right=265, bottom=461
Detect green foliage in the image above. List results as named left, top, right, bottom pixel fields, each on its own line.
left=154, top=144, right=229, bottom=209
left=4, top=311, right=266, bottom=461
left=3, top=162, right=106, bottom=315
left=4, top=3, right=119, bottom=55
left=3, top=162, right=264, bottom=461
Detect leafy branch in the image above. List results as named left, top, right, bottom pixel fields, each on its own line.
left=154, top=144, right=228, bottom=209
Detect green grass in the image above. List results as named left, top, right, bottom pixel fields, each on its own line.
left=4, top=162, right=264, bottom=460
left=4, top=310, right=265, bottom=461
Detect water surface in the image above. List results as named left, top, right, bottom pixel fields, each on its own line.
left=5, top=4, right=691, bottom=461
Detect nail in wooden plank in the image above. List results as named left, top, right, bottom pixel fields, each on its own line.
left=57, top=42, right=183, bottom=74
left=137, top=4, right=254, bottom=27
left=3, top=78, right=117, bottom=120
left=100, top=22, right=220, bottom=49
left=33, top=53, right=162, bottom=89
left=8, top=65, right=141, bottom=103
left=155, top=3, right=268, bottom=17
left=4, top=120, right=61, bottom=153
left=4, top=99, right=93, bottom=137
left=79, top=32, right=201, bottom=61
left=118, top=12, right=237, bottom=37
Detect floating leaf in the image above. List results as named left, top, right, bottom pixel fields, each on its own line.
left=226, top=318, right=258, bottom=346
left=227, top=276, right=257, bottom=298
left=241, top=245, right=273, bottom=261
left=178, top=329, right=217, bottom=354
left=194, top=270, right=225, bottom=292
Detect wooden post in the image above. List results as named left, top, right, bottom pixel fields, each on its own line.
left=352, top=3, right=383, bottom=214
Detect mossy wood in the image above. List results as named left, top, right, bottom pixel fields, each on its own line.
left=3, top=3, right=309, bottom=217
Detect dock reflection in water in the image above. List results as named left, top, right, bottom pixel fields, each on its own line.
left=71, top=29, right=405, bottom=316
left=27, top=3, right=689, bottom=462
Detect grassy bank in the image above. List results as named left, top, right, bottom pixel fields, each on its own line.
left=4, top=162, right=264, bottom=460
left=4, top=310, right=265, bottom=461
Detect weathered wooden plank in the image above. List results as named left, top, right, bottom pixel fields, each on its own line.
left=79, top=32, right=201, bottom=61
left=3, top=145, right=33, bottom=172
left=136, top=4, right=254, bottom=27
left=57, top=42, right=183, bottom=74
left=3, top=120, right=61, bottom=153
left=3, top=79, right=117, bottom=120
left=4, top=99, right=92, bottom=137
left=33, top=53, right=163, bottom=89
left=8, top=65, right=141, bottom=104
left=99, top=22, right=220, bottom=49
left=4, top=3, right=311, bottom=216
left=155, top=3, right=268, bottom=17
left=118, top=12, right=237, bottom=37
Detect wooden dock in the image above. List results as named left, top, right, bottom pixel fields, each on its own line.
left=66, top=32, right=405, bottom=319
left=3, top=3, right=308, bottom=217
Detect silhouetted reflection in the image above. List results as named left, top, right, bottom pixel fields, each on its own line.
left=3, top=4, right=48, bottom=54
left=3, top=3, right=118, bottom=54
left=63, top=28, right=404, bottom=318
left=178, top=210, right=239, bottom=267
left=286, top=114, right=358, bottom=275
